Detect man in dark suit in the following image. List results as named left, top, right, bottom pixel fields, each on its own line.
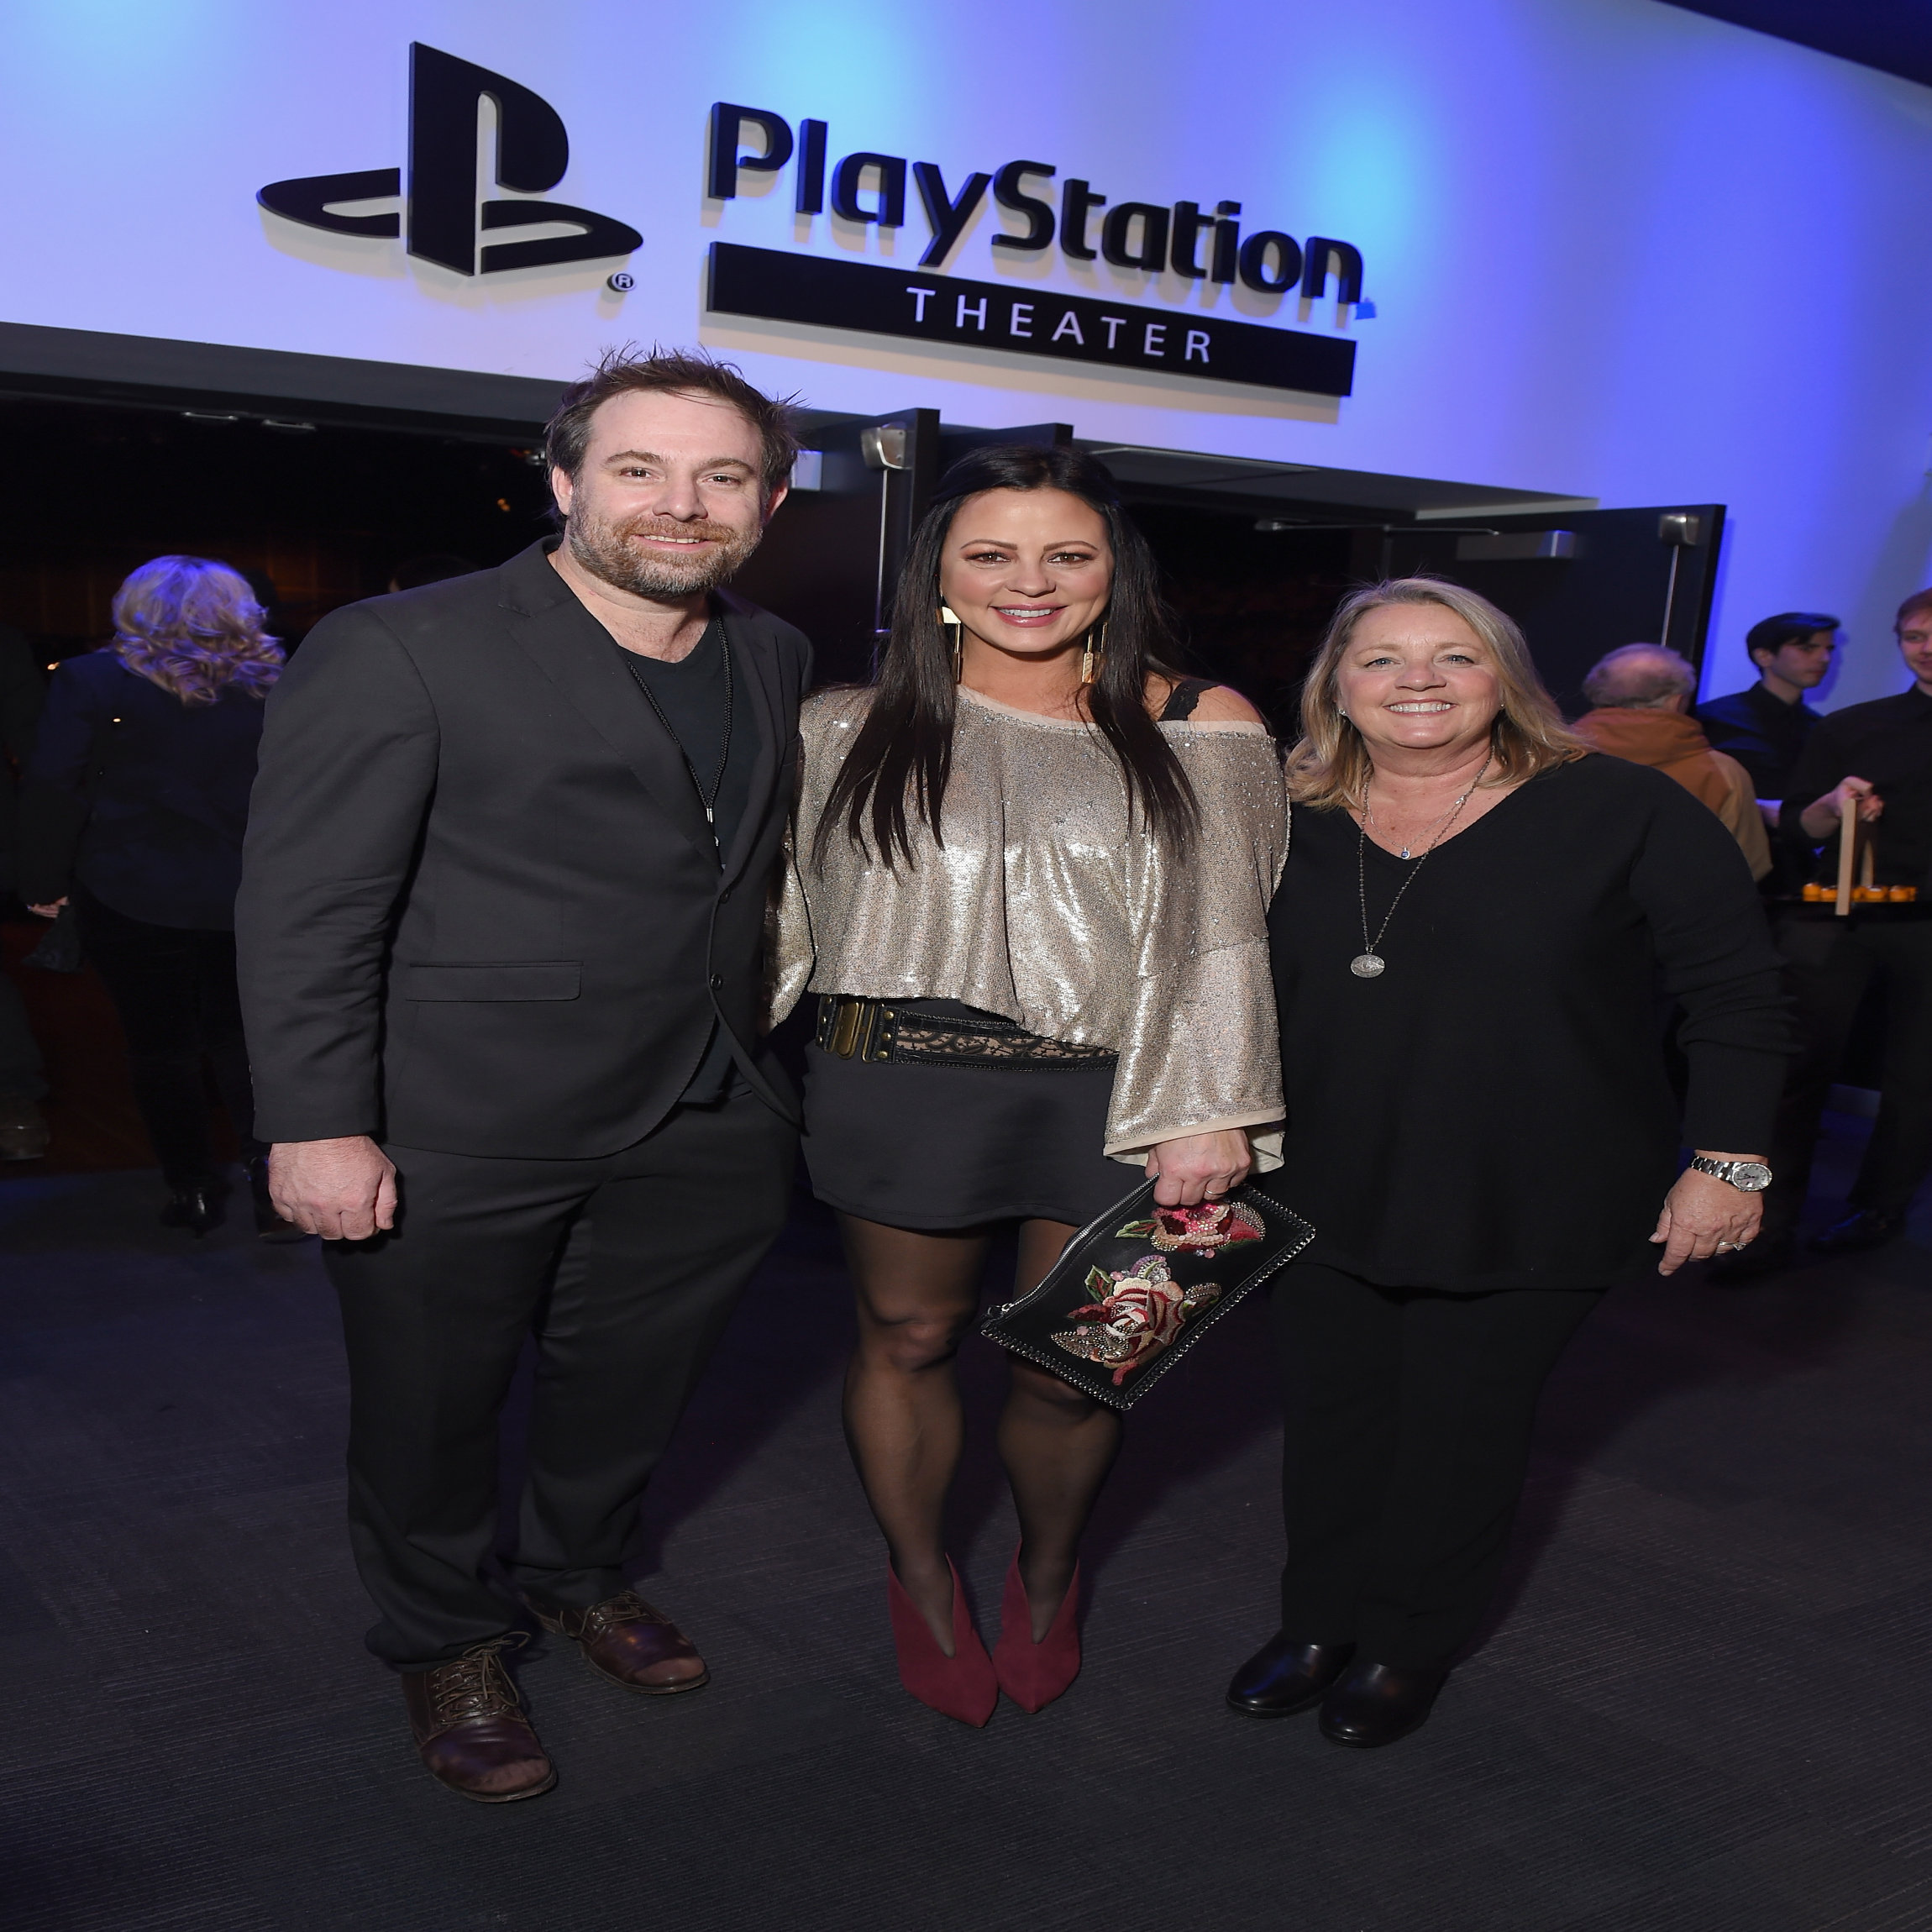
left=1712, top=588, right=1932, bottom=1282
left=237, top=349, right=811, bottom=1803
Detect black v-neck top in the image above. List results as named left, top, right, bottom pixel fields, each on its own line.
left=1265, top=753, right=1788, bottom=1291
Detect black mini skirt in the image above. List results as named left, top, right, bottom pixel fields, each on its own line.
left=801, top=1000, right=1136, bottom=1230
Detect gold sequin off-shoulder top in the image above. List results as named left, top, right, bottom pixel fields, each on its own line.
left=770, top=685, right=1289, bottom=1168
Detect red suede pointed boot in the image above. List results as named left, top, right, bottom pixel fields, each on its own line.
left=992, top=1549, right=1082, bottom=1713
left=886, top=1559, right=997, bottom=1727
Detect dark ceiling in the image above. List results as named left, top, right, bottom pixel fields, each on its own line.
left=1660, top=2, right=1932, bottom=89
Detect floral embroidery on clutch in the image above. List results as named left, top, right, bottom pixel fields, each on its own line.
left=1050, top=1253, right=1225, bottom=1386
left=1115, top=1200, right=1264, bottom=1252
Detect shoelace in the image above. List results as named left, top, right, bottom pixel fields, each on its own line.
left=427, top=1635, right=527, bottom=1728
left=573, top=1593, right=669, bottom=1639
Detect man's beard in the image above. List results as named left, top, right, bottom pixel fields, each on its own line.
left=564, top=507, right=762, bottom=600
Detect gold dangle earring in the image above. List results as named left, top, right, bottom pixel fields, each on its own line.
left=1081, top=620, right=1107, bottom=686
left=939, top=604, right=963, bottom=678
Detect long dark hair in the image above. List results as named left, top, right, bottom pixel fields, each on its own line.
left=816, top=444, right=1198, bottom=868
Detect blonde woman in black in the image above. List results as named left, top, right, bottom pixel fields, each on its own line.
left=1230, top=579, right=1786, bottom=1747
left=21, top=556, right=287, bottom=1237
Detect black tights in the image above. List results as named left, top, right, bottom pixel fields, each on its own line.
left=838, top=1214, right=1121, bottom=1651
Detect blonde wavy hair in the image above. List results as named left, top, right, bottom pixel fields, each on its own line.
left=1286, top=577, right=1586, bottom=809
left=111, top=555, right=284, bottom=706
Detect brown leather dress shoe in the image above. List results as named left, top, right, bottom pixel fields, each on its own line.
left=528, top=1590, right=710, bottom=1694
left=402, top=1636, right=556, bottom=1803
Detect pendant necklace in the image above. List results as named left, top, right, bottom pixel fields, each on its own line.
left=1351, top=752, right=1492, bottom=979
left=623, top=622, right=734, bottom=847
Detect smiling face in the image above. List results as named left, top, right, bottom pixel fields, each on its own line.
left=1334, top=601, right=1504, bottom=760
left=937, top=486, right=1113, bottom=663
left=552, top=387, right=782, bottom=601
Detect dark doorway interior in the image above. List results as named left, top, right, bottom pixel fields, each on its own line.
left=1124, top=507, right=1357, bottom=731
left=0, top=395, right=1720, bottom=731
left=0, top=398, right=555, bottom=657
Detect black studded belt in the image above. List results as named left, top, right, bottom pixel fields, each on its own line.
left=814, top=995, right=1117, bottom=1071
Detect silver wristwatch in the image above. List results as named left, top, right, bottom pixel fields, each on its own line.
left=1688, top=1156, right=1772, bottom=1192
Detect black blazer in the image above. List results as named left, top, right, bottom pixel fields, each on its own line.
left=19, top=648, right=268, bottom=927
left=235, top=540, right=811, bottom=1158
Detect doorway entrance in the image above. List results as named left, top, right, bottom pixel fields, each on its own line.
left=734, top=410, right=1723, bottom=727
left=0, top=385, right=1722, bottom=719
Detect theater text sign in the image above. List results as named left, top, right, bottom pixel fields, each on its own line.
left=706, top=244, right=1356, bottom=398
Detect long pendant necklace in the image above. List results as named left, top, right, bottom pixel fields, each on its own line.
left=623, top=622, right=735, bottom=843
left=1351, top=753, right=1492, bottom=979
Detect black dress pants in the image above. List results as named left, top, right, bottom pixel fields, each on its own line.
left=327, top=1089, right=795, bottom=1671
left=1272, top=1263, right=1603, bottom=1669
left=74, top=887, right=258, bottom=1185
left=0, top=965, right=46, bottom=1100
left=1760, top=914, right=1932, bottom=1236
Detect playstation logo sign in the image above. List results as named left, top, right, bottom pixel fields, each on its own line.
left=260, top=43, right=641, bottom=276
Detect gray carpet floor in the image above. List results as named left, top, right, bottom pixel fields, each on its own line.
left=3, top=1111, right=1929, bottom=1932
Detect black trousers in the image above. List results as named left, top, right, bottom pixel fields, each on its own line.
left=1761, top=914, right=1932, bottom=1234
left=1272, top=1263, right=1602, bottom=1669
left=0, top=964, right=45, bottom=1099
left=74, top=887, right=257, bottom=1184
left=326, top=1089, right=796, bottom=1670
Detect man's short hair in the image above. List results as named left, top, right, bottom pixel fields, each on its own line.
left=1746, top=612, right=1839, bottom=662
left=1582, top=643, right=1698, bottom=709
left=543, top=344, right=801, bottom=502
left=1896, top=589, right=1932, bottom=635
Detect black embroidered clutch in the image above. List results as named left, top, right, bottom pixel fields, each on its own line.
left=979, top=1179, right=1315, bottom=1411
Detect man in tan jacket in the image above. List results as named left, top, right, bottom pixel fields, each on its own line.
left=1572, top=644, right=1772, bottom=879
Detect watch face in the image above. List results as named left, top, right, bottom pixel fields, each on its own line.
left=1730, top=1162, right=1772, bottom=1192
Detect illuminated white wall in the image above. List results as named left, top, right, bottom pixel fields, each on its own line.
left=3, top=0, right=1930, bottom=703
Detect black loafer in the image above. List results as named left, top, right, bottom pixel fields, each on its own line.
left=1318, top=1661, right=1448, bottom=1748
left=1808, top=1208, right=1907, bottom=1255
left=159, top=1183, right=226, bottom=1237
left=1226, top=1634, right=1356, bottom=1718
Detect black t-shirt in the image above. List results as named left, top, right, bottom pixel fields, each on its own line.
left=1695, top=682, right=1821, bottom=802
left=614, top=617, right=761, bottom=1100
left=618, top=618, right=757, bottom=860
left=1778, top=685, right=1932, bottom=892
left=1264, top=755, right=1787, bottom=1292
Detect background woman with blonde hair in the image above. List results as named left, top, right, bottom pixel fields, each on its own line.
left=20, top=555, right=292, bottom=1237
left=1228, top=578, right=1787, bottom=1746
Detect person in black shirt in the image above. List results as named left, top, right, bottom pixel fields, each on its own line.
left=1714, top=587, right=1932, bottom=1275
left=1228, top=579, right=1785, bottom=1748
left=238, top=350, right=811, bottom=1805
left=20, top=561, right=284, bottom=1231
left=1696, top=611, right=1837, bottom=803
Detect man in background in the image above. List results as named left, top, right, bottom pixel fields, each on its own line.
left=1713, top=589, right=1932, bottom=1280
left=1572, top=643, right=1771, bottom=879
left=1698, top=612, right=1837, bottom=808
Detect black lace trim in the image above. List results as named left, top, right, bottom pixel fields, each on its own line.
left=815, top=996, right=1117, bottom=1070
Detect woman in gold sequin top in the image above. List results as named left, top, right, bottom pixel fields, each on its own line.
left=771, top=445, right=1287, bottom=1725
